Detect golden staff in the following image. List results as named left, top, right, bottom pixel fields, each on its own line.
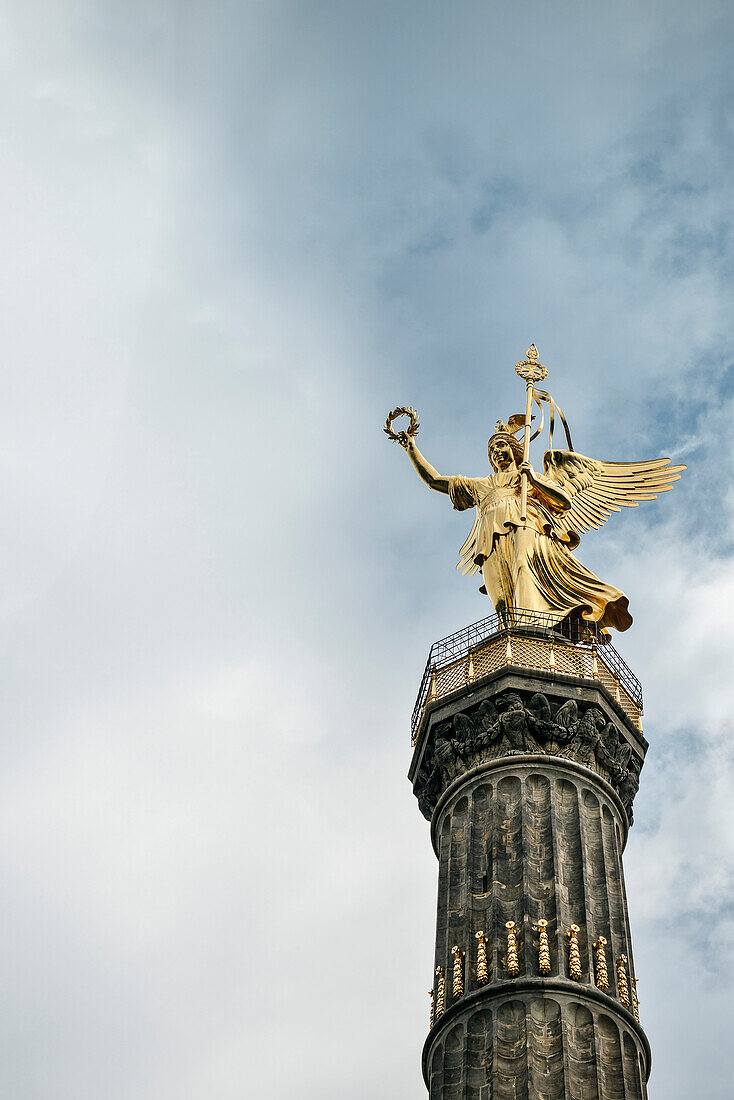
left=514, top=344, right=548, bottom=525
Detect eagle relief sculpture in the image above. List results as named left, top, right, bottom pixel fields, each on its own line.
left=385, top=345, right=684, bottom=632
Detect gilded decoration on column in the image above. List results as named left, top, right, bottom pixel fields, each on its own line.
left=631, top=976, right=641, bottom=1022
left=475, top=931, right=489, bottom=985
left=385, top=345, right=684, bottom=631
left=537, top=919, right=551, bottom=975
left=451, top=946, right=464, bottom=999
left=428, top=988, right=435, bottom=1030
left=435, top=966, right=445, bottom=1018
left=505, top=921, right=520, bottom=977
left=594, top=936, right=610, bottom=992
left=568, top=925, right=583, bottom=981
left=616, top=955, right=631, bottom=1008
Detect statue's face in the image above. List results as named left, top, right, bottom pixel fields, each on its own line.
left=490, top=440, right=516, bottom=471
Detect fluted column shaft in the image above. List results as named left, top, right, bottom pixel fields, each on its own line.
left=411, top=670, right=649, bottom=1099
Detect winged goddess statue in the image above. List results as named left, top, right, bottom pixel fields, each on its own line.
left=384, top=347, right=684, bottom=632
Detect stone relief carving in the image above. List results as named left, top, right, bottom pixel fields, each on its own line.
left=414, top=690, right=643, bottom=823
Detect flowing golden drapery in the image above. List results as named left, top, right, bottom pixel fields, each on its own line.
left=448, top=470, right=632, bottom=632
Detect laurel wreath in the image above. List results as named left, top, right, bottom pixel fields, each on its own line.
left=383, top=406, right=420, bottom=444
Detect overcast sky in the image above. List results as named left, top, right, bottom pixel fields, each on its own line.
left=0, top=2, right=732, bottom=1097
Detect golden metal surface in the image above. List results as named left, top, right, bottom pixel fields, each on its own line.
left=537, top=919, right=551, bottom=975
left=412, top=624, right=642, bottom=743
left=593, top=937, right=609, bottom=992
left=514, top=344, right=548, bottom=385
left=631, top=976, right=640, bottom=1023
left=505, top=921, right=520, bottom=977
left=515, top=345, right=547, bottom=523
left=616, top=954, right=631, bottom=1008
left=428, top=667, right=437, bottom=702
left=383, top=406, right=420, bottom=444
left=568, top=925, right=583, bottom=981
left=435, top=966, right=445, bottom=1018
left=386, top=344, right=685, bottom=632
left=428, top=989, right=435, bottom=1030
left=475, top=931, right=489, bottom=985
left=465, top=650, right=476, bottom=682
left=451, top=945, right=464, bottom=999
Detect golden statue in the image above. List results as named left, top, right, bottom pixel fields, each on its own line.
left=385, top=346, right=684, bottom=632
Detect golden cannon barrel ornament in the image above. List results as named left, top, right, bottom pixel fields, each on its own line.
left=593, top=937, right=610, bottom=992
left=505, top=922, right=520, bottom=977
left=567, top=925, right=583, bottom=982
left=537, top=919, right=552, bottom=975
left=616, top=955, right=631, bottom=1008
left=434, top=966, right=446, bottom=1018
left=475, top=931, right=489, bottom=985
left=451, top=946, right=464, bottom=999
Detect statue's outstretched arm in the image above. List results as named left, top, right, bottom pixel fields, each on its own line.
left=402, top=438, right=450, bottom=495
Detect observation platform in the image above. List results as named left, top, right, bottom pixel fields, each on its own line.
left=411, top=608, right=642, bottom=745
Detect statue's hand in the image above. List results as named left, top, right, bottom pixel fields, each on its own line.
left=397, top=431, right=413, bottom=451
left=519, top=461, right=532, bottom=476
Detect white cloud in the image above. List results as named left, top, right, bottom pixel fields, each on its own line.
left=0, top=2, right=732, bottom=1097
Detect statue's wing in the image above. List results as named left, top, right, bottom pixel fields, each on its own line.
left=475, top=698, right=498, bottom=728
left=453, top=713, right=475, bottom=744
left=543, top=449, right=685, bottom=537
left=555, top=699, right=578, bottom=728
left=526, top=692, right=551, bottom=724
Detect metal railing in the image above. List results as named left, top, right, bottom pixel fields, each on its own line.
left=411, top=609, right=642, bottom=744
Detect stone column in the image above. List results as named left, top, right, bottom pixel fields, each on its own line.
left=411, top=666, right=649, bottom=1100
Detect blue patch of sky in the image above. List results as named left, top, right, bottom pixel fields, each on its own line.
left=405, top=227, right=452, bottom=257
left=470, top=177, right=525, bottom=234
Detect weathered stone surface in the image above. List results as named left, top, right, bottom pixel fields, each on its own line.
left=424, top=987, right=649, bottom=1100
left=411, top=671, right=645, bottom=824
left=414, top=670, right=649, bottom=1099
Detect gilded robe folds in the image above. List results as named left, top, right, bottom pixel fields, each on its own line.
left=448, top=470, right=632, bottom=632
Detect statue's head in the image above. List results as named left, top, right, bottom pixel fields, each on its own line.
left=488, top=421, right=523, bottom=471
left=498, top=692, right=524, bottom=712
